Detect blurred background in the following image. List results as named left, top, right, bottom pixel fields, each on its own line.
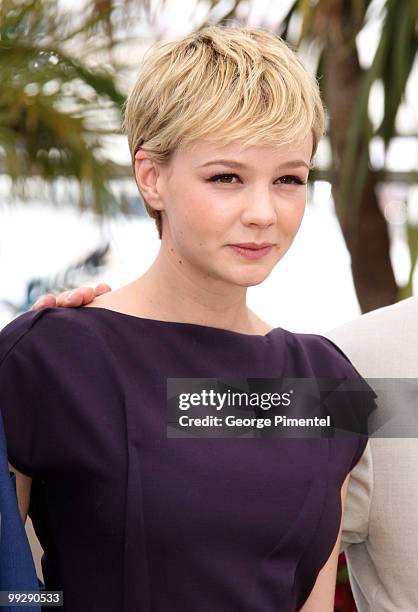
left=0, top=0, right=417, bottom=609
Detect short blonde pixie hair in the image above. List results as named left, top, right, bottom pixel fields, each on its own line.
left=123, top=24, right=325, bottom=240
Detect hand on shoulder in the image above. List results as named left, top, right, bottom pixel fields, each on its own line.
left=31, top=283, right=112, bottom=311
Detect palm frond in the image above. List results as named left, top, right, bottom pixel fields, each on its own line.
left=0, top=0, right=126, bottom=216
left=378, top=0, right=418, bottom=146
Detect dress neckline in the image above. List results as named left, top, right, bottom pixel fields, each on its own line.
left=80, top=305, right=281, bottom=340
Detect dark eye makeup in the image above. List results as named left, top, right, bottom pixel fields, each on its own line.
left=206, top=173, right=307, bottom=185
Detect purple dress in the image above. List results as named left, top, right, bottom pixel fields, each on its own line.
left=0, top=307, right=370, bottom=611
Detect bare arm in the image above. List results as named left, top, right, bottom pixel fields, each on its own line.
left=8, top=462, right=32, bottom=524
left=299, top=473, right=350, bottom=612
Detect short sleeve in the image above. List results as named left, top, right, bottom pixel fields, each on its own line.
left=316, top=334, right=378, bottom=473
left=0, top=307, right=120, bottom=480
left=317, top=334, right=371, bottom=380
left=0, top=310, right=46, bottom=477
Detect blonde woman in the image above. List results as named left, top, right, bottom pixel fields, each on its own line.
left=0, top=26, right=371, bottom=611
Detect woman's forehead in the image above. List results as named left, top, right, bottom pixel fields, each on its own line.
left=175, top=134, right=313, bottom=164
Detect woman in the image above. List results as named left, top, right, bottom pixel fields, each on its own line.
left=0, top=25, right=372, bottom=611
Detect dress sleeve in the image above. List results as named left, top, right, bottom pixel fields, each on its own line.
left=0, top=307, right=115, bottom=480
left=316, top=334, right=378, bottom=474
left=0, top=310, right=53, bottom=478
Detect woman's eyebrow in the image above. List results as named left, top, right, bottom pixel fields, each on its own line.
left=198, top=159, right=310, bottom=170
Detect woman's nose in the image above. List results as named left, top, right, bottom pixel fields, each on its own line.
left=240, top=191, right=277, bottom=227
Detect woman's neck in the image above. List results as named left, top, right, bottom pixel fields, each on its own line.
left=89, top=258, right=272, bottom=335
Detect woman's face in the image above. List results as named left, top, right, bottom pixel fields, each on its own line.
left=143, top=133, right=312, bottom=288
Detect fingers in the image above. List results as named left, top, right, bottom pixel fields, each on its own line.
left=56, top=287, right=95, bottom=307
left=31, top=294, right=57, bottom=310
left=94, top=283, right=112, bottom=296
left=55, top=290, right=83, bottom=307
left=31, top=283, right=112, bottom=311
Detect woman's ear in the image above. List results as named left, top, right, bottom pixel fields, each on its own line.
left=134, top=150, right=165, bottom=212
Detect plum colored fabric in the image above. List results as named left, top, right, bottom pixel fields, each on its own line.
left=0, top=307, right=370, bottom=611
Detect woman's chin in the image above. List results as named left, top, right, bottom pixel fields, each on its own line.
left=222, top=269, right=272, bottom=287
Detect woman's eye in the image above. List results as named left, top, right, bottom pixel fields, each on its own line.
left=278, top=175, right=306, bottom=185
left=208, top=173, right=239, bottom=184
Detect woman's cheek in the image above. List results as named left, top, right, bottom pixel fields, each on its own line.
left=196, top=200, right=232, bottom=231
left=279, top=209, right=305, bottom=241
left=282, top=194, right=306, bottom=224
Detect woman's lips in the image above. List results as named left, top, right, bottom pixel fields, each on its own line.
left=229, top=245, right=273, bottom=260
